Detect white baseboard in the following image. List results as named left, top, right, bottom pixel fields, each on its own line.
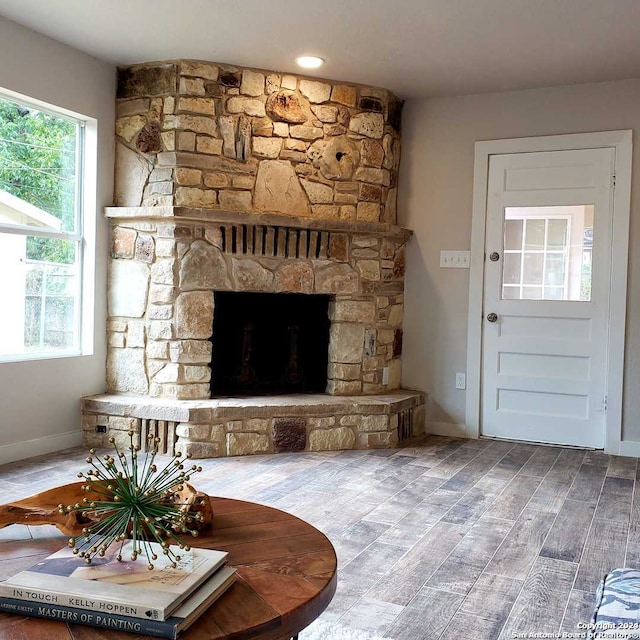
left=0, top=430, right=83, bottom=466
left=426, top=421, right=469, bottom=438
left=617, top=440, right=640, bottom=457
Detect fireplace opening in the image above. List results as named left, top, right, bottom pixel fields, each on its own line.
left=210, top=291, right=331, bottom=396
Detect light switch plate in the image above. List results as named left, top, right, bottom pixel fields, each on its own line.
left=440, top=251, right=470, bottom=268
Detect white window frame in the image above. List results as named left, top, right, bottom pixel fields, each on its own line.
left=502, top=212, right=572, bottom=300
left=0, top=88, right=95, bottom=363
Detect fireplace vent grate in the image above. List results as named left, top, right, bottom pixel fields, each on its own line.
left=397, top=408, right=413, bottom=441
left=219, top=225, right=331, bottom=259
left=140, top=419, right=177, bottom=455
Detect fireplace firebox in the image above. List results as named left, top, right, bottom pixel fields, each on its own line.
left=210, top=292, right=331, bottom=396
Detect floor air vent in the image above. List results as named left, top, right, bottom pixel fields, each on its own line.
left=397, top=408, right=413, bottom=441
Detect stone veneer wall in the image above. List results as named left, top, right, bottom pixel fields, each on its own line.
left=107, top=210, right=408, bottom=400
left=114, top=60, right=402, bottom=224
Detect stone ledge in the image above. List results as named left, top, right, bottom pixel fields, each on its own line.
left=82, top=389, right=426, bottom=458
left=82, top=389, right=425, bottom=422
left=105, top=206, right=412, bottom=242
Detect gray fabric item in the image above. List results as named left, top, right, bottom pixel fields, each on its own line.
left=591, top=568, right=640, bottom=638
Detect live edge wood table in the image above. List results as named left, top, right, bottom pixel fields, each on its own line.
left=0, top=496, right=338, bottom=640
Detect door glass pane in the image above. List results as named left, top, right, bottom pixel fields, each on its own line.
left=522, top=286, right=542, bottom=299
left=504, top=219, right=523, bottom=250
left=547, top=219, right=567, bottom=249
left=501, top=205, right=593, bottom=301
left=544, top=253, right=565, bottom=286
left=544, top=287, right=564, bottom=300
left=503, top=253, right=521, bottom=284
left=523, top=254, right=543, bottom=285
left=502, top=286, right=520, bottom=300
left=580, top=206, right=594, bottom=301
left=524, top=219, right=545, bottom=250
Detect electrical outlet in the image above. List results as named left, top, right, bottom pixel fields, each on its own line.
left=455, top=373, right=466, bottom=390
left=440, top=251, right=471, bottom=268
left=382, top=366, right=389, bottom=385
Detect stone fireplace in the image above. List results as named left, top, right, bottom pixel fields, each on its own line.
left=82, top=59, right=425, bottom=457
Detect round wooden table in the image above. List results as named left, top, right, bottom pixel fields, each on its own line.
left=0, top=496, right=338, bottom=640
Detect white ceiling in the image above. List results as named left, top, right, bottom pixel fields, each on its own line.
left=1, top=0, right=639, bottom=99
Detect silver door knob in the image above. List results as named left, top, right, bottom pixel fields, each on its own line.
left=487, top=313, right=498, bottom=323
left=489, top=252, right=500, bottom=262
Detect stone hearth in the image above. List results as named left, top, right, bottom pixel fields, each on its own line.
left=82, top=58, right=425, bottom=458
left=82, top=391, right=425, bottom=458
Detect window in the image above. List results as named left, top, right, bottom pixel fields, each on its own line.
left=501, top=205, right=594, bottom=302
left=0, top=92, right=88, bottom=361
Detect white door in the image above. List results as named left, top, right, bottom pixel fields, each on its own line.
left=481, top=148, right=614, bottom=447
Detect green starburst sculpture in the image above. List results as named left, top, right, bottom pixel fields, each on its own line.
left=60, top=431, right=204, bottom=569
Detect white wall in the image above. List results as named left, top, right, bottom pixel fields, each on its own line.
left=0, top=16, right=115, bottom=463
left=400, top=78, right=640, bottom=443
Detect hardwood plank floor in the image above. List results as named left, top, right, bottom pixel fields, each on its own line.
left=484, top=507, right=556, bottom=580
left=574, top=518, right=628, bottom=591
left=485, top=474, right=542, bottom=520
left=459, top=572, right=524, bottom=624
left=0, top=435, right=637, bottom=639
left=539, top=499, right=596, bottom=563
left=426, top=516, right=512, bottom=595
left=498, top=556, right=578, bottom=639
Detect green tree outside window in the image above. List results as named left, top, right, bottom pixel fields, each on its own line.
left=0, top=97, right=77, bottom=264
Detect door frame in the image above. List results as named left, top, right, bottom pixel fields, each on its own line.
left=465, top=131, right=632, bottom=454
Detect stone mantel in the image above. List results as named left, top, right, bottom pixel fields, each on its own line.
left=105, top=206, right=413, bottom=242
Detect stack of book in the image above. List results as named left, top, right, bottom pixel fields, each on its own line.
left=0, top=539, right=236, bottom=639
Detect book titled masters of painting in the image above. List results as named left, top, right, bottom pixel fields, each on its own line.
left=0, top=540, right=228, bottom=622
left=0, top=565, right=236, bottom=639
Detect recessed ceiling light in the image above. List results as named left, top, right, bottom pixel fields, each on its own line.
left=295, top=56, right=324, bottom=69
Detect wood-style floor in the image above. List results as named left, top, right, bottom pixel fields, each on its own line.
left=1, top=435, right=637, bottom=640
